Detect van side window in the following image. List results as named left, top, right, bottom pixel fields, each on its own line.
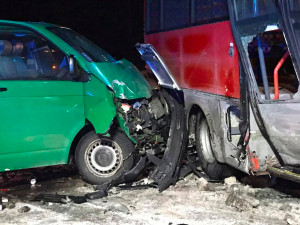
left=0, top=24, right=71, bottom=81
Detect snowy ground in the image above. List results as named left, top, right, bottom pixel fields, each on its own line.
left=0, top=167, right=299, bottom=225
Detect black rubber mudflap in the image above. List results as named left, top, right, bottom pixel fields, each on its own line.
left=148, top=90, right=187, bottom=191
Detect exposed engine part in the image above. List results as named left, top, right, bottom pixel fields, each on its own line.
left=116, top=91, right=171, bottom=156
left=148, top=97, right=165, bottom=119
left=121, top=103, right=131, bottom=113
left=115, top=90, right=186, bottom=191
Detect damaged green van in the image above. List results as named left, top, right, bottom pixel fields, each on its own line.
left=0, top=20, right=186, bottom=190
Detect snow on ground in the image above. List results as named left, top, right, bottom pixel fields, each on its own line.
left=0, top=173, right=300, bottom=225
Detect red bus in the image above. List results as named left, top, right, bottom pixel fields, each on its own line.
left=139, top=0, right=300, bottom=182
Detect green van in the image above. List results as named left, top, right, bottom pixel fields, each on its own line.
left=0, top=20, right=185, bottom=190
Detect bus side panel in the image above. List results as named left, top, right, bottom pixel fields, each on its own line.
left=145, top=21, right=240, bottom=99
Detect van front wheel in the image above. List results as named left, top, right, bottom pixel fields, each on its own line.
left=195, top=113, right=234, bottom=180
left=75, top=131, right=135, bottom=185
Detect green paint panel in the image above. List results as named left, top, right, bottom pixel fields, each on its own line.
left=84, top=76, right=116, bottom=134
left=88, top=59, right=152, bottom=100
left=0, top=80, right=85, bottom=171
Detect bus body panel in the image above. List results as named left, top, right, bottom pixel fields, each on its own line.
left=145, top=21, right=240, bottom=99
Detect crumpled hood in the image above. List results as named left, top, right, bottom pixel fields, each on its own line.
left=87, top=59, right=152, bottom=100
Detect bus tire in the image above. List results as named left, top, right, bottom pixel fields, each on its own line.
left=75, top=130, right=135, bottom=185
left=195, top=112, right=233, bottom=180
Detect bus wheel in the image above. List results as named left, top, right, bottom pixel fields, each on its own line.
left=75, top=130, right=135, bottom=185
left=196, top=113, right=233, bottom=180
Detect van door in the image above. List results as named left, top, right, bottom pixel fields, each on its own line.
left=0, top=24, right=85, bottom=171
left=228, top=0, right=300, bottom=166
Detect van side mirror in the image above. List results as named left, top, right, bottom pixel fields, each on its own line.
left=68, top=55, right=76, bottom=74
left=68, top=55, right=91, bottom=82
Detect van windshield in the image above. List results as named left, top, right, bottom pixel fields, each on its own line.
left=48, top=27, right=115, bottom=63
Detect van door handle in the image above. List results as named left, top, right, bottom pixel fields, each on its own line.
left=0, top=88, right=7, bottom=92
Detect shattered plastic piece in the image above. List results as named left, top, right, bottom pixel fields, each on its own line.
left=85, top=190, right=108, bottom=200
left=30, top=178, right=36, bottom=186
left=116, top=183, right=157, bottom=191
left=121, top=103, right=131, bottom=113
left=133, top=101, right=141, bottom=109
left=136, top=124, right=143, bottom=131
left=32, top=194, right=87, bottom=204
left=1, top=197, right=8, bottom=203
left=142, top=178, right=154, bottom=185
left=61, top=196, right=72, bottom=204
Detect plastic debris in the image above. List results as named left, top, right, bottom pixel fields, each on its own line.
left=30, top=178, right=36, bottom=186
left=1, top=197, right=8, bottom=203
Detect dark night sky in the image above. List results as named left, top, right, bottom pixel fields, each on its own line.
left=0, top=0, right=145, bottom=68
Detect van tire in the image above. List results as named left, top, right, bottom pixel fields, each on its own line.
left=195, top=112, right=234, bottom=180
left=75, top=130, right=135, bottom=185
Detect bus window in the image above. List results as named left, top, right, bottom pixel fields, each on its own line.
left=231, top=0, right=299, bottom=100
left=146, top=0, right=161, bottom=33
left=163, top=0, right=190, bottom=30
left=233, top=0, right=279, bottom=22
left=247, top=30, right=299, bottom=100
left=194, top=0, right=229, bottom=24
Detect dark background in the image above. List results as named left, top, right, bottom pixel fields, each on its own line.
left=0, top=0, right=145, bottom=68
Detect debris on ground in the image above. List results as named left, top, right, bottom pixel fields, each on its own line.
left=197, top=178, right=209, bottom=191
left=30, top=178, right=36, bottom=186
left=225, top=188, right=260, bottom=211
left=18, top=206, right=31, bottom=213
left=32, top=194, right=87, bottom=204
left=85, top=190, right=108, bottom=200
left=285, top=213, right=300, bottom=225
left=224, top=177, right=260, bottom=211
left=224, top=176, right=238, bottom=186
left=105, top=203, right=130, bottom=214
left=7, top=202, right=15, bottom=209
left=0, top=167, right=299, bottom=224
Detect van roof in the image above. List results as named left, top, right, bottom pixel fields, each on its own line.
left=0, top=20, right=59, bottom=28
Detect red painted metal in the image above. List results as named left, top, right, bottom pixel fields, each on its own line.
left=145, top=21, right=240, bottom=99
left=274, top=51, right=290, bottom=100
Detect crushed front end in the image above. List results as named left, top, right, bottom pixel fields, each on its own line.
left=115, top=88, right=186, bottom=191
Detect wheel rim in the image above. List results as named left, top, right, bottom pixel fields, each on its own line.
left=85, top=138, right=123, bottom=177
left=199, top=119, right=215, bottom=164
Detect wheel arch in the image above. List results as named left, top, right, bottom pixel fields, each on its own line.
left=187, top=104, right=216, bottom=140
left=184, top=92, right=225, bottom=163
left=68, top=120, right=95, bottom=164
